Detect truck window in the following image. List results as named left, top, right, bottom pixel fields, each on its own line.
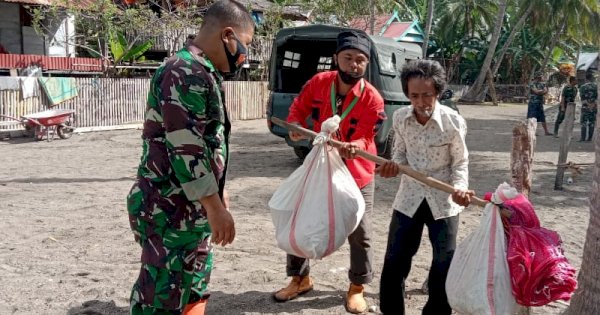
left=274, top=39, right=337, bottom=93
left=317, top=57, right=332, bottom=72
left=283, top=51, right=301, bottom=68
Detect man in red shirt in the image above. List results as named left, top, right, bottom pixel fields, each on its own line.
left=273, top=30, right=386, bottom=314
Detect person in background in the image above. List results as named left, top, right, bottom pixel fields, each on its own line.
left=554, top=76, right=578, bottom=137
left=578, top=72, right=597, bottom=142
left=527, top=72, right=553, bottom=135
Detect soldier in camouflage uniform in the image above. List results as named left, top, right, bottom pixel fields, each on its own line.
left=579, top=72, right=598, bottom=142
left=527, top=72, right=553, bottom=135
left=554, top=76, right=579, bottom=137
left=126, top=1, right=254, bottom=314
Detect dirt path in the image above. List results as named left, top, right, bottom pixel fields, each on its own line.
left=0, top=103, right=592, bottom=315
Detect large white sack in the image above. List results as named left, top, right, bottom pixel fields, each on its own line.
left=446, top=197, right=518, bottom=315
left=269, top=141, right=365, bottom=259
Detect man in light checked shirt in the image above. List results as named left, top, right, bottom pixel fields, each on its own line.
left=376, top=60, right=474, bottom=315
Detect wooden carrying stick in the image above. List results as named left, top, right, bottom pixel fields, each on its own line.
left=271, top=117, right=488, bottom=208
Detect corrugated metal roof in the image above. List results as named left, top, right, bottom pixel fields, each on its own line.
left=0, top=0, right=51, bottom=5
left=0, top=54, right=104, bottom=72
left=348, top=15, right=390, bottom=35
left=0, top=0, right=96, bottom=7
left=578, top=52, right=599, bottom=71
left=382, top=22, right=412, bottom=39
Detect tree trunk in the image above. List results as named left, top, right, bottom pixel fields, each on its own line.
left=369, top=0, right=375, bottom=35
left=539, top=16, right=567, bottom=76
left=511, top=119, right=537, bottom=197
left=563, top=53, right=600, bottom=315
left=460, top=0, right=507, bottom=103
left=486, top=70, right=498, bottom=106
left=422, top=0, right=434, bottom=58
left=492, top=2, right=534, bottom=77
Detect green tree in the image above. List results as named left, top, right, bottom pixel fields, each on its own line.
left=491, top=0, right=536, bottom=78
left=459, top=0, right=507, bottom=102
left=31, top=0, right=203, bottom=75
left=432, top=0, right=497, bottom=83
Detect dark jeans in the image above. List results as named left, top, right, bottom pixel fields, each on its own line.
left=554, top=105, right=571, bottom=135
left=286, top=181, right=375, bottom=284
left=379, top=200, right=458, bottom=315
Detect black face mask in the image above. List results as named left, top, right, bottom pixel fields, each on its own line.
left=223, top=33, right=247, bottom=75
left=338, top=70, right=363, bottom=85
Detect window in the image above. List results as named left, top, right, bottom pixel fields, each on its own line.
left=317, top=56, right=332, bottom=72
left=283, top=51, right=301, bottom=68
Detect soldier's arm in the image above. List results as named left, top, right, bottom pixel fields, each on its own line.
left=160, top=68, right=220, bottom=201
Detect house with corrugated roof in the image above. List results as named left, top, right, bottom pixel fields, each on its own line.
left=348, top=11, right=425, bottom=44
left=0, top=0, right=104, bottom=74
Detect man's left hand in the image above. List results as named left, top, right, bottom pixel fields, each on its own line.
left=338, top=142, right=359, bottom=159
left=452, top=189, right=475, bottom=207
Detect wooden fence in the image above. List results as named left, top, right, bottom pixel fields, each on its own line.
left=448, top=84, right=562, bottom=104
left=0, top=77, right=269, bottom=131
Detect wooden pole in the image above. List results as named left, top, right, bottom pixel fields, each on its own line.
left=554, top=103, right=577, bottom=190
left=511, top=118, right=537, bottom=197
left=270, top=117, right=488, bottom=208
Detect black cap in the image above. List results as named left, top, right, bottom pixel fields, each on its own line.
left=336, top=30, right=371, bottom=58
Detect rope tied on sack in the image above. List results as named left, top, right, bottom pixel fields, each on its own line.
left=313, top=115, right=341, bottom=146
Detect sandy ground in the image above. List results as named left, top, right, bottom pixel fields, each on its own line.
left=0, top=103, right=593, bottom=315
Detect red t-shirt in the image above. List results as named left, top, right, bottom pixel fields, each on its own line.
left=287, top=71, right=386, bottom=188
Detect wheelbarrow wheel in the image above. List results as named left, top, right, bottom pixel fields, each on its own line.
left=57, top=122, right=74, bottom=139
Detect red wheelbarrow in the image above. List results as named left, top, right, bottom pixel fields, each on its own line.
left=1, top=109, right=76, bottom=141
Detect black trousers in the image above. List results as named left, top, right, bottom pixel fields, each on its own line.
left=286, top=181, right=375, bottom=285
left=379, top=200, right=458, bottom=315
left=554, top=108, right=566, bottom=135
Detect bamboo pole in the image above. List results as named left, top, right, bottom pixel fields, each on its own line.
left=271, top=117, right=488, bottom=208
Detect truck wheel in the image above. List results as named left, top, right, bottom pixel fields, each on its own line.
left=293, top=147, right=310, bottom=160
left=382, top=132, right=394, bottom=159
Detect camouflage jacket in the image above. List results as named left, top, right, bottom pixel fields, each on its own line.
left=580, top=82, right=598, bottom=108
left=529, top=81, right=546, bottom=103
left=562, top=85, right=578, bottom=104
left=136, top=46, right=230, bottom=204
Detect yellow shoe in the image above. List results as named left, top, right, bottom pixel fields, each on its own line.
left=346, top=283, right=368, bottom=314
left=273, top=276, right=314, bottom=302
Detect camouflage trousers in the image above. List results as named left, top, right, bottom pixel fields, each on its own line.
left=581, top=107, right=597, bottom=126
left=580, top=106, right=597, bottom=141
left=127, top=180, right=213, bottom=315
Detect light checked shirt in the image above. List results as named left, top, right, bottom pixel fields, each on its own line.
left=391, top=102, right=469, bottom=219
